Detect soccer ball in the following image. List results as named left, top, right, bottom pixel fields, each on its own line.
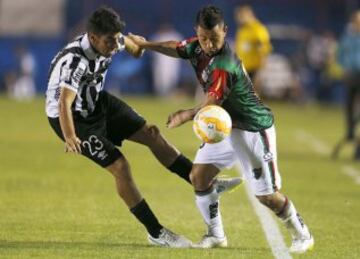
left=193, top=105, right=232, bottom=143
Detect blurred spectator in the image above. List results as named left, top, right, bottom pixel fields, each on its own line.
left=3, top=71, right=17, bottom=95
left=256, top=54, right=302, bottom=101
left=150, top=24, right=182, bottom=96
left=306, top=31, right=339, bottom=100
left=8, top=45, right=36, bottom=101
left=234, top=4, right=272, bottom=92
left=318, top=31, right=344, bottom=104
left=108, top=53, right=149, bottom=94
left=337, top=10, right=360, bottom=160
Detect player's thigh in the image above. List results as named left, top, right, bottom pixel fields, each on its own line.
left=230, top=126, right=281, bottom=195
left=103, top=92, right=146, bottom=146
left=48, top=117, right=123, bottom=168
left=194, top=138, right=236, bottom=170
left=79, top=134, right=123, bottom=168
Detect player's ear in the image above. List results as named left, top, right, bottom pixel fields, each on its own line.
left=88, top=32, right=98, bottom=44
left=223, top=24, right=228, bottom=34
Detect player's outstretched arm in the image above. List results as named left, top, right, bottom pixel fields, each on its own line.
left=59, top=87, right=82, bottom=154
left=124, top=35, right=145, bottom=58
left=127, top=33, right=180, bottom=58
left=167, top=94, right=219, bottom=129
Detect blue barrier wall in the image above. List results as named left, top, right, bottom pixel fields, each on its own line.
left=0, top=0, right=353, bottom=94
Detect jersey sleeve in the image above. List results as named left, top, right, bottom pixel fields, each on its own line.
left=207, top=69, right=229, bottom=102
left=60, top=54, right=87, bottom=92
left=176, top=37, right=198, bottom=59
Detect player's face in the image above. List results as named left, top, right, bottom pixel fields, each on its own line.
left=90, top=32, right=121, bottom=57
left=195, top=24, right=227, bottom=56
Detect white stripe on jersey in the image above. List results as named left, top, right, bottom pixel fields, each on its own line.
left=45, top=33, right=125, bottom=118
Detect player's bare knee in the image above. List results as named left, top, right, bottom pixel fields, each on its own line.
left=190, top=170, right=211, bottom=191
left=107, top=158, right=132, bottom=181
left=142, top=124, right=161, bottom=146
left=257, top=192, right=287, bottom=213
left=256, top=194, right=278, bottom=209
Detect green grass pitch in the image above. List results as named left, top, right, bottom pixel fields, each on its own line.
left=0, top=96, right=359, bottom=258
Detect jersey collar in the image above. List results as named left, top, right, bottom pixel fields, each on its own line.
left=81, top=33, right=100, bottom=60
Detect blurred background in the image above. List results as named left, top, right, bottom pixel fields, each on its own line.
left=1, top=2, right=360, bottom=257
left=0, top=0, right=358, bottom=103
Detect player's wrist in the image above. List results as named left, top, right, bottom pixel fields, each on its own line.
left=64, top=133, right=77, bottom=141
left=189, top=108, right=198, bottom=119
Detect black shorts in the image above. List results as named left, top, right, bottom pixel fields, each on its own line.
left=48, top=91, right=146, bottom=167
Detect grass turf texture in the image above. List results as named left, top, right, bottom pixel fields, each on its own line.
left=0, top=96, right=359, bottom=258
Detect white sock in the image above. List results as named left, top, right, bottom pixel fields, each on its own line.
left=278, top=200, right=310, bottom=239
left=195, top=187, right=225, bottom=238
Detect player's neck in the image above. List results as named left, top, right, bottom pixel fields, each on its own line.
left=87, top=36, right=101, bottom=57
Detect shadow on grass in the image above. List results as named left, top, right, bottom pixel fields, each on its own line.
left=0, top=240, right=151, bottom=249
left=0, top=240, right=270, bottom=254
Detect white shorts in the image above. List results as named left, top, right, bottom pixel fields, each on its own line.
left=194, top=125, right=282, bottom=196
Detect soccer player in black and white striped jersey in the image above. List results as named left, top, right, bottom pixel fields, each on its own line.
left=45, top=6, right=198, bottom=247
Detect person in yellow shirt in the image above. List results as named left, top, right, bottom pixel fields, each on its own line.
left=234, top=5, right=272, bottom=83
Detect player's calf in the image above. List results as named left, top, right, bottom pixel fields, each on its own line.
left=128, top=123, right=192, bottom=183
left=106, top=157, right=142, bottom=208
left=257, top=192, right=314, bottom=253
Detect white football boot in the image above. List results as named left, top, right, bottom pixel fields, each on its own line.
left=289, top=234, right=314, bottom=254
left=214, top=177, right=242, bottom=194
left=192, top=234, right=228, bottom=248
left=148, top=227, right=192, bottom=248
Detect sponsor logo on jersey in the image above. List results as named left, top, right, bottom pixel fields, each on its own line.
left=73, top=66, right=85, bottom=84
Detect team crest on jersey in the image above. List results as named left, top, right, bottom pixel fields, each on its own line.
left=195, top=46, right=202, bottom=54
left=253, top=167, right=262, bottom=179
left=263, top=151, right=274, bottom=162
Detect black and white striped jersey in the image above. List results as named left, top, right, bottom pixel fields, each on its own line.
left=45, top=33, right=125, bottom=118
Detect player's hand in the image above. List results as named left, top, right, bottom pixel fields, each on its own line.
left=64, top=135, right=82, bottom=154
left=167, top=109, right=193, bottom=128
left=127, top=33, right=147, bottom=47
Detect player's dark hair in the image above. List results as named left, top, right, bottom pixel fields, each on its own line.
left=87, top=6, right=125, bottom=35
left=196, top=5, right=224, bottom=30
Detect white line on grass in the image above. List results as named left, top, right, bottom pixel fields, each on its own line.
left=295, top=129, right=360, bottom=185
left=342, top=165, right=360, bottom=185
left=235, top=163, right=292, bottom=259
left=295, top=130, right=329, bottom=155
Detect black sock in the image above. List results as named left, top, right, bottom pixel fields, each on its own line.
left=167, top=154, right=192, bottom=183
left=130, top=199, right=163, bottom=238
